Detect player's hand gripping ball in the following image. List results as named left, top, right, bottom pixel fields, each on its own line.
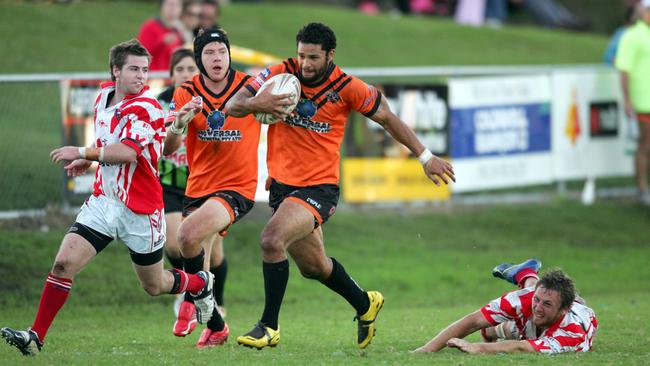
left=255, top=73, right=300, bottom=125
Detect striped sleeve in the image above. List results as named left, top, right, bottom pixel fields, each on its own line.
left=245, top=63, right=287, bottom=95
left=345, top=76, right=381, bottom=117
left=119, top=99, right=163, bottom=155
left=480, top=290, right=524, bottom=326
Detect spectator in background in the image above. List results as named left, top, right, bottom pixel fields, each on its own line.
left=521, top=0, right=586, bottom=30
left=358, top=0, right=380, bottom=15
left=616, top=0, right=650, bottom=206
left=199, top=0, right=221, bottom=31
left=484, top=0, right=526, bottom=27
left=458, top=0, right=584, bottom=30
left=137, top=0, right=184, bottom=72
left=604, top=5, right=639, bottom=66
left=180, top=0, right=203, bottom=44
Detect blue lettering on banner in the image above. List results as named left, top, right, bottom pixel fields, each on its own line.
left=449, top=103, right=550, bottom=158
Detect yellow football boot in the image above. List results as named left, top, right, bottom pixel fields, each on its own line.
left=237, top=322, right=280, bottom=350
left=355, top=291, right=384, bottom=349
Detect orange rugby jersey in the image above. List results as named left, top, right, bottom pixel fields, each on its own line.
left=172, top=71, right=261, bottom=200
left=246, top=58, right=381, bottom=186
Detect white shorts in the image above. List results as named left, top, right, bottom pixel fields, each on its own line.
left=76, top=195, right=166, bottom=254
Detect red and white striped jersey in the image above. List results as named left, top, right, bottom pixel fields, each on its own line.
left=480, top=287, right=598, bottom=354
left=91, top=82, right=165, bottom=214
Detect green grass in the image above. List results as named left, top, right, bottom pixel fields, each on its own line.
left=0, top=2, right=608, bottom=73
left=1, top=200, right=649, bottom=364
left=0, top=82, right=62, bottom=210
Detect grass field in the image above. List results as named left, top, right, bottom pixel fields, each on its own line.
left=1, top=200, right=649, bottom=365
left=0, top=2, right=608, bottom=73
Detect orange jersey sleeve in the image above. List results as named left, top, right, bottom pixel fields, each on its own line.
left=341, top=76, right=382, bottom=117
left=244, top=62, right=291, bottom=95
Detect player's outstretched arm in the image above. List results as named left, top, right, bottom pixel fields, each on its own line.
left=63, top=159, right=93, bottom=177
left=447, top=338, right=535, bottom=354
left=225, top=82, right=292, bottom=119
left=50, top=143, right=138, bottom=166
left=369, top=96, right=455, bottom=186
left=412, top=310, right=489, bottom=353
left=164, top=97, right=202, bottom=155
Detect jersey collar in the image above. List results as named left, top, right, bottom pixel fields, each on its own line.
left=100, top=81, right=149, bottom=99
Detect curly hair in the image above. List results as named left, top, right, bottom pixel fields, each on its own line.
left=536, top=269, right=576, bottom=309
left=296, top=22, right=337, bottom=52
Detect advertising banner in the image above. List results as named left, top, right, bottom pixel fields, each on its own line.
left=448, top=75, right=553, bottom=192
left=342, top=84, right=450, bottom=201
left=551, top=69, right=633, bottom=180
left=342, top=158, right=451, bottom=202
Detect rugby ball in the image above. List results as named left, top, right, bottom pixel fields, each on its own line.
left=255, top=73, right=301, bottom=125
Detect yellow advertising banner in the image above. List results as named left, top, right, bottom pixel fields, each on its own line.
left=342, top=158, right=451, bottom=202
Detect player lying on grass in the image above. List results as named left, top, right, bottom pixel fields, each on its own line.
left=1, top=39, right=215, bottom=357
left=413, top=259, right=598, bottom=354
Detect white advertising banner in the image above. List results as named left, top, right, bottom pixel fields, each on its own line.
left=448, top=75, right=553, bottom=192
left=551, top=69, right=633, bottom=180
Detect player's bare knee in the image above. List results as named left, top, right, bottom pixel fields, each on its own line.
left=260, top=230, right=284, bottom=255
left=52, top=259, right=74, bottom=277
left=141, top=282, right=163, bottom=296
left=177, top=226, right=200, bottom=250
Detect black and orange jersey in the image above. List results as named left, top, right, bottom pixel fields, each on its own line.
left=172, top=70, right=260, bottom=200
left=245, top=58, right=381, bottom=187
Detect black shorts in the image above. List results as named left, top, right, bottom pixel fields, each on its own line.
left=162, top=184, right=185, bottom=214
left=182, top=190, right=255, bottom=225
left=268, top=179, right=340, bottom=227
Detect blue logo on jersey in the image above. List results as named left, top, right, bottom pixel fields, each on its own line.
left=169, top=101, right=176, bottom=111
left=207, top=110, right=226, bottom=130
left=260, top=68, right=271, bottom=79
left=327, top=91, right=340, bottom=103
left=296, top=99, right=317, bottom=119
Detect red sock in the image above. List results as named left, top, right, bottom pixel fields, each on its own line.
left=170, top=269, right=205, bottom=294
left=31, top=273, right=73, bottom=341
left=515, top=269, right=539, bottom=288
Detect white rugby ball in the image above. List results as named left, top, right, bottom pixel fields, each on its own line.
left=255, top=73, right=301, bottom=125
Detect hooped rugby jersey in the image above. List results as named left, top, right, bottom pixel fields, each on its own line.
left=245, top=58, right=381, bottom=187
left=91, top=82, right=165, bottom=214
left=480, top=287, right=598, bottom=354
left=171, top=71, right=261, bottom=200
